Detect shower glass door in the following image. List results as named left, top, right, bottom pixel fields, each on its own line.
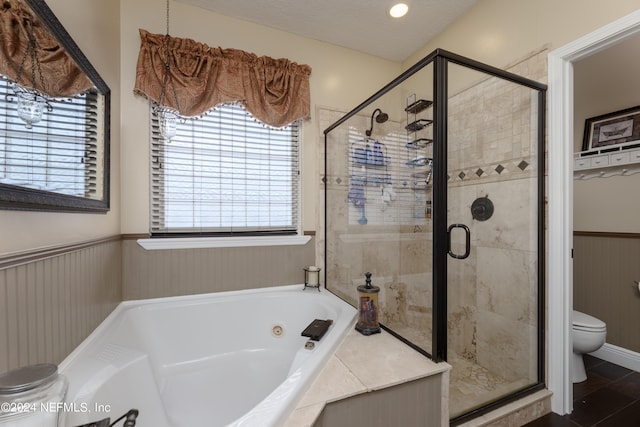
left=324, top=49, right=546, bottom=424
left=323, top=62, right=436, bottom=358
left=440, top=58, right=545, bottom=420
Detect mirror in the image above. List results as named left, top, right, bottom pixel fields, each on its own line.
left=0, top=0, right=110, bottom=212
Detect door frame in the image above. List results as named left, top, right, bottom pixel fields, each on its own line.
left=437, top=51, right=547, bottom=425
left=547, top=9, right=640, bottom=415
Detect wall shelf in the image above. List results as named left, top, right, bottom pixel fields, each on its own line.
left=406, top=138, right=432, bottom=149
left=405, top=119, right=433, bottom=132
left=404, top=95, right=433, bottom=217
left=405, top=99, right=433, bottom=114
left=573, top=142, right=640, bottom=179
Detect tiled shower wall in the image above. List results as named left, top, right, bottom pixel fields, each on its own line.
left=0, top=238, right=122, bottom=372
left=446, top=49, right=547, bottom=382
left=318, top=105, right=434, bottom=315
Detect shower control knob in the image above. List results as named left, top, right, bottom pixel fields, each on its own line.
left=471, top=197, right=494, bottom=221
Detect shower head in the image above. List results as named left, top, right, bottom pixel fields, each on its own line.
left=375, top=111, right=389, bottom=123
left=366, top=108, right=388, bottom=136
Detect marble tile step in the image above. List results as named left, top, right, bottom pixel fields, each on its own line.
left=455, top=389, right=552, bottom=427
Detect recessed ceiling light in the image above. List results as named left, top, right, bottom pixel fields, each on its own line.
left=389, top=3, right=409, bottom=18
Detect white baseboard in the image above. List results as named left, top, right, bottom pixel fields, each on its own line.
left=590, top=343, right=640, bottom=373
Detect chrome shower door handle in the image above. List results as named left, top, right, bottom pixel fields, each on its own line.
left=447, top=224, right=471, bottom=259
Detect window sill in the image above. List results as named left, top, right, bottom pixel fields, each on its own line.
left=136, top=235, right=312, bottom=250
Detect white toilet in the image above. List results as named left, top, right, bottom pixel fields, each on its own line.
left=572, top=310, right=607, bottom=383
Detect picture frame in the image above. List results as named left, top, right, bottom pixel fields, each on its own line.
left=582, top=105, right=640, bottom=151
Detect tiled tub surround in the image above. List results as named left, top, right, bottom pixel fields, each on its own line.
left=321, top=49, right=547, bottom=419
left=286, top=329, right=451, bottom=427
left=59, top=285, right=357, bottom=427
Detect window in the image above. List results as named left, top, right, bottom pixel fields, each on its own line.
left=150, top=103, right=300, bottom=236
left=0, top=78, right=103, bottom=201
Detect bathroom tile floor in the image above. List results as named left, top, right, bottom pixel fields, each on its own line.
left=524, top=355, right=640, bottom=426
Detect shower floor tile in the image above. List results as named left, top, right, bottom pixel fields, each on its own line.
left=448, top=353, right=530, bottom=418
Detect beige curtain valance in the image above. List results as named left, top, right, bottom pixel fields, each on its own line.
left=133, top=29, right=311, bottom=127
left=0, top=1, right=93, bottom=98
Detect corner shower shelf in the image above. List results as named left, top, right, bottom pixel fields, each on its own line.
left=405, top=99, right=433, bottom=114
left=406, top=156, right=432, bottom=168
left=404, top=96, right=434, bottom=205
left=573, top=142, right=640, bottom=179
left=405, top=119, right=433, bottom=132
left=406, top=138, right=433, bottom=149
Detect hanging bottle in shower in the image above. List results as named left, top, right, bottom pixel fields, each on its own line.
left=365, top=144, right=373, bottom=165
left=373, top=141, right=384, bottom=165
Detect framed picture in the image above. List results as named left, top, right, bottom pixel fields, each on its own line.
left=582, top=105, right=640, bottom=151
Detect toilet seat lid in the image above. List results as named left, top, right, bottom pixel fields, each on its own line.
left=573, top=310, right=606, bottom=330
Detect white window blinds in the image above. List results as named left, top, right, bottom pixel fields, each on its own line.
left=0, top=78, right=101, bottom=198
left=150, top=103, right=300, bottom=235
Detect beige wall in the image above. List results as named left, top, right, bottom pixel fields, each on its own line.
left=574, top=234, right=640, bottom=352
left=402, top=0, right=639, bottom=234
left=0, top=0, right=121, bottom=256
left=403, top=0, right=639, bottom=71
left=3, top=0, right=637, bottom=256
left=119, top=0, right=402, bottom=235
left=573, top=36, right=640, bottom=233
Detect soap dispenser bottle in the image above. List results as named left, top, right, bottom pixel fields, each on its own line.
left=355, top=272, right=381, bottom=335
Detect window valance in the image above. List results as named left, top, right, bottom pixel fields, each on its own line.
left=133, top=29, right=312, bottom=127
left=0, top=0, right=93, bottom=97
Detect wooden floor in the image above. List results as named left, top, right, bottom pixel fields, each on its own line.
left=524, top=355, right=640, bottom=426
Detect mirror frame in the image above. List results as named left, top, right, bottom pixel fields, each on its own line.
left=0, top=0, right=111, bottom=213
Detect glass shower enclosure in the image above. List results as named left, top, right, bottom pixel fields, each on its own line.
left=323, top=49, right=546, bottom=423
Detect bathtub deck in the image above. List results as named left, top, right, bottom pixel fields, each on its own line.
left=285, top=328, right=451, bottom=427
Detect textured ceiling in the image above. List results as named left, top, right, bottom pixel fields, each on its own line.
left=176, top=0, right=479, bottom=62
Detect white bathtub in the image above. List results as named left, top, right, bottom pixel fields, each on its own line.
left=59, top=285, right=357, bottom=427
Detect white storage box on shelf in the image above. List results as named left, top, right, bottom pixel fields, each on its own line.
left=574, top=140, right=640, bottom=179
